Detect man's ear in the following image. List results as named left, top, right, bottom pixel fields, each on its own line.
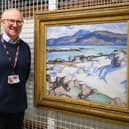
left=0, top=19, right=3, bottom=24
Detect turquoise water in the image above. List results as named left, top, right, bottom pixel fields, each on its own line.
left=47, top=45, right=126, bottom=61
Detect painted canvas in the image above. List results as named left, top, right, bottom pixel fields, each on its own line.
left=46, top=22, right=127, bottom=106
left=35, top=5, right=129, bottom=125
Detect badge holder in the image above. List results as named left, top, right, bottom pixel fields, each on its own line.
left=8, top=74, right=20, bottom=84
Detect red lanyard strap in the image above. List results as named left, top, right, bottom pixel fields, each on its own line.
left=0, top=37, right=20, bottom=69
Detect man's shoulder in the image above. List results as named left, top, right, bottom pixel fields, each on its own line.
left=19, top=39, right=30, bottom=49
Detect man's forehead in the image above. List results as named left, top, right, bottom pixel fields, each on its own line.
left=2, top=9, right=23, bottom=19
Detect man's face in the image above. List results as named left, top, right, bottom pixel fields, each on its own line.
left=1, top=10, right=23, bottom=41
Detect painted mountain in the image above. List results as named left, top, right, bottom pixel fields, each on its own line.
left=47, top=30, right=127, bottom=46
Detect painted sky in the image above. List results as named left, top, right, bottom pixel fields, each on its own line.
left=46, top=22, right=127, bottom=39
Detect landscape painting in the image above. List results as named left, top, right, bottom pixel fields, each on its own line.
left=35, top=5, right=129, bottom=125
left=46, top=22, right=127, bottom=106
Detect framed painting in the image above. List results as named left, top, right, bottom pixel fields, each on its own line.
left=34, top=3, right=129, bottom=125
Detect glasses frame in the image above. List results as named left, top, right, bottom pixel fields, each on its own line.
left=3, top=19, right=24, bottom=26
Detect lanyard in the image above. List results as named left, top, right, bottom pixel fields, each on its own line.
left=0, top=37, right=20, bottom=70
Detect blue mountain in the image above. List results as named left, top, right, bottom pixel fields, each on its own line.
left=74, top=29, right=91, bottom=38
left=47, top=30, right=127, bottom=46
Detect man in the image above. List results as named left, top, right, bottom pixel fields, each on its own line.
left=0, top=8, right=31, bottom=129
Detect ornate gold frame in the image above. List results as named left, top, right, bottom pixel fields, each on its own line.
left=34, top=3, right=129, bottom=125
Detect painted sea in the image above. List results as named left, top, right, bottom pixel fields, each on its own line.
left=47, top=45, right=126, bottom=61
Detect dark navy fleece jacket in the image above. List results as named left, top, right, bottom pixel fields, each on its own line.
left=0, top=39, right=31, bottom=113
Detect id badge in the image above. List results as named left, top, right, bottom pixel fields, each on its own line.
left=8, top=74, right=20, bottom=84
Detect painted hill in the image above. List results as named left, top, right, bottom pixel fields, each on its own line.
left=47, top=30, right=127, bottom=46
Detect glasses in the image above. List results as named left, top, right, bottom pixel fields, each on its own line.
left=3, top=19, right=24, bottom=26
